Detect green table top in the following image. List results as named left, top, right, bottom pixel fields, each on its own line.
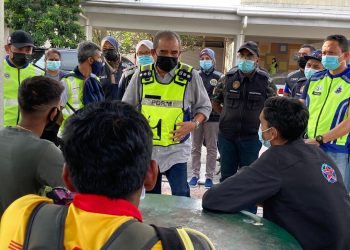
left=140, top=194, right=301, bottom=250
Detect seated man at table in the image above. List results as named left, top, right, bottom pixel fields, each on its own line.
left=0, top=101, right=214, bottom=249
left=202, top=97, right=350, bottom=250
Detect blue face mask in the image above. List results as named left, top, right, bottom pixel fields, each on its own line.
left=238, top=59, right=256, bottom=73
left=138, top=55, right=153, bottom=66
left=304, top=67, right=319, bottom=79
left=200, top=60, right=213, bottom=71
left=321, top=55, right=340, bottom=71
left=46, top=60, right=61, bottom=71
left=91, top=60, right=103, bottom=75
left=258, top=127, right=272, bottom=148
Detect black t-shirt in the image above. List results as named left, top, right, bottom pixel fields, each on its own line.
left=203, top=139, right=350, bottom=250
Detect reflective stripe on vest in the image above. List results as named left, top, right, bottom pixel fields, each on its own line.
left=62, top=76, right=84, bottom=118
left=3, top=99, right=18, bottom=106
left=3, top=60, right=43, bottom=126
left=140, top=63, right=193, bottom=147
left=307, top=73, right=350, bottom=150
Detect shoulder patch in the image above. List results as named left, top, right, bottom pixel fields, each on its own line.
left=209, top=78, right=218, bottom=86
left=321, top=163, right=337, bottom=183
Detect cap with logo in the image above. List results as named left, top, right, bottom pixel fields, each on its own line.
left=304, top=50, right=322, bottom=62
left=8, top=30, right=34, bottom=48
left=238, top=41, right=260, bottom=57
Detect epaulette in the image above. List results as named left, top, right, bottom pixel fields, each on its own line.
left=297, top=77, right=307, bottom=83
left=123, top=66, right=138, bottom=77
left=123, top=64, right=137, bottom=73
left=213, top=70, right=224, bottom=77
left=256, top=67, right=270, bottom=79
left=226, top=66, right=239, bottom=76
left=287, top=70, right=301, bottom=78
left=60, top=72, right=75, bottom=79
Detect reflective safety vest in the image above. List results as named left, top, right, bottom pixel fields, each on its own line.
left=306, top=69, right=350, bottom=153
left=61, top=74, right=85, bottom=119
left=140, top=63, right=193, bottom=147
left=3, top=59, right=43, bottom=126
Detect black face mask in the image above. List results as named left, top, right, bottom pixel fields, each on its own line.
left=12, top=52, right=31, bottom=68
left=156, top=56, right=178, bottom=72
left=297, top=57, right=307, bottom=69
left=103, top=49, right=120, bottom=62
left=46, top=107, right=60, bottom=127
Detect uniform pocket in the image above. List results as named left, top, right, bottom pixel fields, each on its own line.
left=226, top=91, right=240, bottom=109
left=247, top=92, right=262, bottom=110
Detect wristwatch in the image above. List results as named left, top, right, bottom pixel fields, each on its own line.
left=315, top=135, right=324, bottom=144
left=192, top=119, right=200, bottom=129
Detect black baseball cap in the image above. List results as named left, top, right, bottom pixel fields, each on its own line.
left=7, top=30, right=34, bottom=48
left=238, top=41, right=260, bottom=57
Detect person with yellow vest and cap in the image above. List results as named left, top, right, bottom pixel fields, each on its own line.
left=301, top=34, right=350, bottom=191
left=60, top=41, right=105, bottom=120
left=3, top=30, right=43, bottom=126
left=123, top=30, right=212, bottom=197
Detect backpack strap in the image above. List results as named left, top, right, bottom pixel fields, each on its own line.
left=101, top=219, right=159, bottom=250
left=151, top=225, right=186, bottom=250
left=22, top=203, right=68, bottom=250
left=152, top=225, right=216, bottom=250
left=182, top=227, right=215, bottom=250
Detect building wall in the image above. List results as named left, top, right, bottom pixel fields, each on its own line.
left=241, top=0, right=350, bottom=7
left=181, top=47, right=224, bottom=72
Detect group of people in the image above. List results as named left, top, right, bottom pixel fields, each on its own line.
left=1, top=29, right=350, bottom=249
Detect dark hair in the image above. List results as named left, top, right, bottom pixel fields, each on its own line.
left=18, top=76, right=64, bottom=113
left=263, top=97, right=309, bottom=141
left=300, top=44, right=316, bottom=52
left=61, top=101, right=153, bottom=199
left=77, top=41, right=101, bottom=63
left=153, top=30, right=181, bottom=50
left=325, top=34, right=349, bottom=52
left=45, top=48, right=61, bottom=61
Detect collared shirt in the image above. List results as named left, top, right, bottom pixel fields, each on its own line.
left=122, top=64, right=212, bottom=172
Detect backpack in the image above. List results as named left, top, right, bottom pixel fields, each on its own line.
left=22, top=202, right=215, bottom=250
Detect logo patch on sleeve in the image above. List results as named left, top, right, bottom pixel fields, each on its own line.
left=321, top=163, right=337, bottom=183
